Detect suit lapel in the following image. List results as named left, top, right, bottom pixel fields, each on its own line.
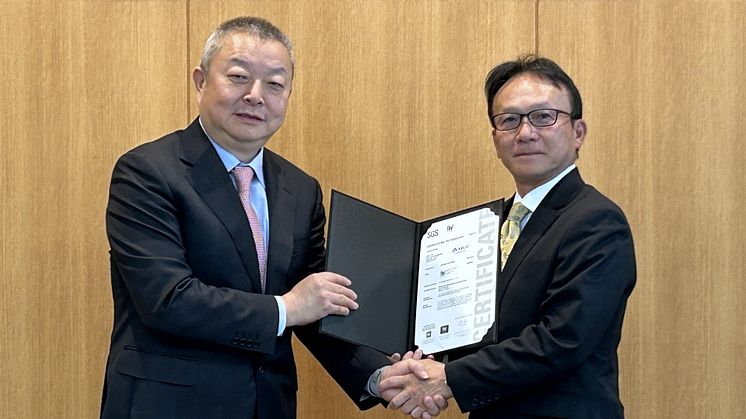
left=180, top=119, right=263, bottom=292
left=496, top=169, right=586, bottom=306
left=263, top=150, right=296, bottom=295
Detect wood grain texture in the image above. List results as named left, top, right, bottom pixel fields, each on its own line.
left=2, top=0, right=744, bottom=418
left=0, top=1, right=187, bottom=418
left=538, top=1, right=746, bottom=418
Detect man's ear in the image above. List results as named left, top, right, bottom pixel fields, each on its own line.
left=192, top=67, right=206, bottom=99
left=573, top=118, right=587, bottom=152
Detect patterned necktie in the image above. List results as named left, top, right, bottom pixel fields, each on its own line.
left=500, top=202, right=531, bottom=269
left=233, top=166, right=267, bottom=292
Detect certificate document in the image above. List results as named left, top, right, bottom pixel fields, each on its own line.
left=414, top=208, right=500, bottom=354
left=320, top=190, right=502, bottom=356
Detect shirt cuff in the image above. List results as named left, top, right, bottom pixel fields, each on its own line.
left=274, top=295, right=287, bottom=336
left=366, top=366, right=388, bottom=398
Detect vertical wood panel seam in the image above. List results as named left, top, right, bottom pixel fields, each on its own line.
left=534, top=0, right=540, bottom=54
left=185, top=0, right=191, bottom=124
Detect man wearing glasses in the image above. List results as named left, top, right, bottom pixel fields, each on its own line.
left=380, top=55, right=637, bottom=419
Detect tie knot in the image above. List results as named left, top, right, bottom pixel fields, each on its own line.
left=507, top=202, right=531, bottom=223
left=233, top=166, right=255, bottom=194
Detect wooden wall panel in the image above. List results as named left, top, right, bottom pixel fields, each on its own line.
left=538, top=1, right=746, bottom=418
left=188, top=1, right=534, bottom=418
left=3, top=1, right=743, bottom=418
left=0, top=1, right=187, bottom=418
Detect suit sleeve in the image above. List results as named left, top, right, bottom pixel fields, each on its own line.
left=445, top=202, right=636, bottom=411
left=291, top=181, right=391, bottom=410
left=107, top=150, right=280, bottom=354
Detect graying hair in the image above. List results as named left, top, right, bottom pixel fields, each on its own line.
left=199, top=16, right=294, bottom=75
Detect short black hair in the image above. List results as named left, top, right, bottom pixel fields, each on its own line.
left=484, top=54, right=582, bottom=128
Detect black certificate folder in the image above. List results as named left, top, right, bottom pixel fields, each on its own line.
left=320, top=190, right=503, bottom=356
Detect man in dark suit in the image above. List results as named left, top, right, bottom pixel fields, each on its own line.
left=100, top=16, right=394, bottom=419
left=380, top=55, right=636, bottom=419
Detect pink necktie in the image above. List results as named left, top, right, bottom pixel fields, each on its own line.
left=233, top=166, right=267, bottom=292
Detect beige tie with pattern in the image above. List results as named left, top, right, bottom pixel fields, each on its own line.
left=500, top=202, right=531, bottom=270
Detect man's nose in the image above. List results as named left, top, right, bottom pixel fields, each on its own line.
left=244, top=81, right=264, bottom=105
left=515, top=116, right=537, bottom=141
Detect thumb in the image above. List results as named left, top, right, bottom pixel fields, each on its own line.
left=410, top=361, right=430, bottom=380
left=387, top=359, right=430, bottom=380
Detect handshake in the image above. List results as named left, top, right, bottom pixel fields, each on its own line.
left=378, top=349, right=454, bottom=419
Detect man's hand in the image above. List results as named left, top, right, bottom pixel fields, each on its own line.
left=380, top=358, right=451, bottom=418
left=281, top=272, right=358, bottom=327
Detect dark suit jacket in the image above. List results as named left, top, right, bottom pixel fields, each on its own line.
left=446, top=169, right=636, bottom=419
left=101, top=119, right=389, bottom=419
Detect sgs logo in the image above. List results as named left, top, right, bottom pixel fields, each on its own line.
left=426, top=229, right=439, bottom=238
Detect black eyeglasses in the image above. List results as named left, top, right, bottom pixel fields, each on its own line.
left=491, top=109, right=573, bottom=131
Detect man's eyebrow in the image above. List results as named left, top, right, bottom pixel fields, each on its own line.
left=227, top=57, right=289, bottom=75
left=497, top=102, right=554, bottom=113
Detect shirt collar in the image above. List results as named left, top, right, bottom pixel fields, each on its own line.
left=514, top=164, right=576, bottom=212
left=199, top=117, right=266, bottom=189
